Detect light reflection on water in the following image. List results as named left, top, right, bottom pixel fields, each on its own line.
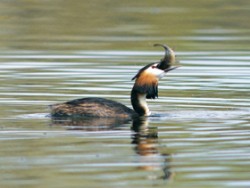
left=0, top=49, right=249, bottom=188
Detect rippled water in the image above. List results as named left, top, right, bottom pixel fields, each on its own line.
left=1, top=0, right=250, bottom=188
left=0, top=49, right=249, bottom=188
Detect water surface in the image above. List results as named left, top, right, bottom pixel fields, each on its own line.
left=0, top=1, right=250, bottom=188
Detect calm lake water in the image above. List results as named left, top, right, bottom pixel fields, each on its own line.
left=0, top=1, right=250, bottom=188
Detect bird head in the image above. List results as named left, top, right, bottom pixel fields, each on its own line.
left=132, top=44, right=179, bottom=99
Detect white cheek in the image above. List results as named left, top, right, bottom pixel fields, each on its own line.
left=146, top=67, right=166, bottom=79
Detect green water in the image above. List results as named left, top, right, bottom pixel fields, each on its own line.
left=0, top=1, right=250, bottom=188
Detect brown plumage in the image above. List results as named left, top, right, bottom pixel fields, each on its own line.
left=133, top=71, right=158, bottom=99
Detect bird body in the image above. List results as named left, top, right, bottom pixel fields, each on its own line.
left=50, top=44, right=178, bottom=118
left=50, top=97, right=136, bottom=118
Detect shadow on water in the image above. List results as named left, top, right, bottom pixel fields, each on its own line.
left=51, top=116, right=173, bottom=181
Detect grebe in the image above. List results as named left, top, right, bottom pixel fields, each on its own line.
left=50, top=44, right=178, bottom=118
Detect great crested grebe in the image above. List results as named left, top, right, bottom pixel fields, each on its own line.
left=50, top=44, right=178, bottom=118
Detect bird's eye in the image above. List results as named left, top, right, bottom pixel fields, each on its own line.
left=151, top=65, right=157, bottom=69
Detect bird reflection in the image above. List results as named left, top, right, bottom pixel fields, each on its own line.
left=131, top=117, right=173, bottom=180
left=50, top=116, right=131, bottom=131
left=50, top=116, right=173, bottom=180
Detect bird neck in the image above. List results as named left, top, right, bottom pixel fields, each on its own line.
left=130, top=86, right=151, bottom=116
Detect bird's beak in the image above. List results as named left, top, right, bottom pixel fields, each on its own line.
left=164, top=66, right=180, bottom=72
